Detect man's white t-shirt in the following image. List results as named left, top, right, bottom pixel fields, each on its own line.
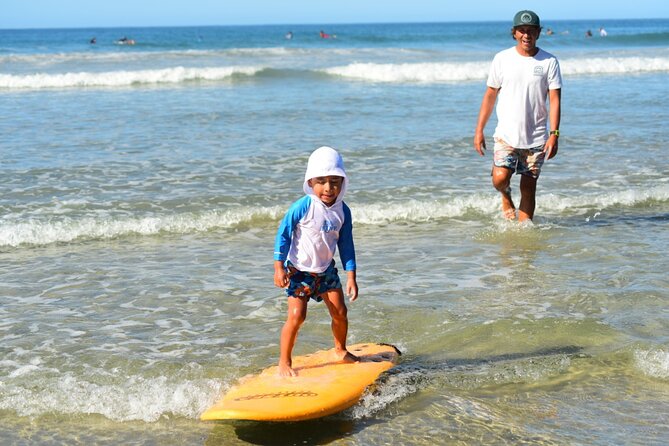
left=487, top=46, right=562, bottom=148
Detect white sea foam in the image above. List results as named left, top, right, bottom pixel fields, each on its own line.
left=0, top=206, right=285, bottom=247
left=356, top=184, right=669, bottom=224
left=561, top=56, right=669, bottom=76
left=324, top=56, right=669, bottom=83
left=348, top=369, right=422, bottom=419
left=541, top=184, right=669, bottom=214
left=0, top=197, right=495, bottom=247
left=353, top=196, right=499, bottom=224
left=0, top=65, right=263, bottom=89
left=2, top=184, right=668, bottom=248
left=0, top=372, right=224, bottom=422
left=634, top=348, right=669, bottom=380
left=324, top=61, right=490, bottom=83
left=5, top=55, right=668, bottom=90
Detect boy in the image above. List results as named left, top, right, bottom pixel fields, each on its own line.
left=273, top=146, right=359, bottom=377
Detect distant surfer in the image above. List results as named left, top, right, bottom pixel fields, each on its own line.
left=320, top=30, right=336, bottom=39
left=273, top=146, right=359, bottom=377
left=90, top=37, right=96, bottom=44
left=116, top=36, right=136, bottom=45
left=599, top=27, right=608, bottom=37
left=474, top=10, right=562, bottom=222
left=285, top=31, right=293, bottom=40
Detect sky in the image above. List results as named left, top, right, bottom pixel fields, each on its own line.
left=2, top=0, right=668, bottom=29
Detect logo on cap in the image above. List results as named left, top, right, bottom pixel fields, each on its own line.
left=514, top=10, right=540, bottom=27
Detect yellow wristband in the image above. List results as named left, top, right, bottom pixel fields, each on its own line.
left=549, top=130, right=560, bottom=137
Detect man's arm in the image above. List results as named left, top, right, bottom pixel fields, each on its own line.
left=545, top=88, right=561, bottom=160
left=474, top=87, right=499, bottom=156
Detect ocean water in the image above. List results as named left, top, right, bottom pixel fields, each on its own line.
left=1, top=19, right=668, bottom=445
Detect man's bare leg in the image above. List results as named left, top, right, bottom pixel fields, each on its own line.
left=518, top=175, right=538, bottom=222
left=492, top=166, right=516, bottom=220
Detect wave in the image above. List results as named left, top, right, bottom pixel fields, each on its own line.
left=0, top=206, right=285, bottom=248
left=0, top=368, right=411, bottom=423
left=4, top=54, right=668, bottom=90
left=0, top=46, right=381, bottom=66
left=355, top=184, right=669, bottom=224
left=2, top=185, right=668, bottom=248
left=2, top=349, right=660, bottom=423
left=0, top=370, right=222, bottom=422
left=561, top=56, right=669, bottom=76
left=0, top=196, right=503, bottom=247
left=0, top=48, right=290, bottom=65
left=0, top=65, right=263, bottom=89
left=324, top=56, right=669, bottom=83
left=324, top=61, right=489, bottom=83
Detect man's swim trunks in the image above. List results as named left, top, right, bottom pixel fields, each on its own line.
left=284, top=260, right=342, bottom=301
left=493, top=138, right=545, bottom=178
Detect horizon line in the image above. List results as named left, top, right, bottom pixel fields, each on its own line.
left=2, top=17, right=666, bottom=31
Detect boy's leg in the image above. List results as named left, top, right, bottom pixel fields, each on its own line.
left=279, top=295, right=308, bottom=377
left=321, top=288, right=359, bottom=363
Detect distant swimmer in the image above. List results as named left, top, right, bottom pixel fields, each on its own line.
left=599, top=27, right=608, bottom=37
left=285, top=31, right=293, bottom=40
left=585, top=29, right=593, bottom=38
left=90, top=37, right=96, bottom=44
left=546, top=28, right=554, bottom=36
left=319, top=30, right=336, bottom=39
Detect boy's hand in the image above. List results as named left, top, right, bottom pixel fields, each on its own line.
left=346, top=270, right=358, bottom=302
left=347, top=282, right=358, bottom=302
left=274, top=261, right=288, bottom=288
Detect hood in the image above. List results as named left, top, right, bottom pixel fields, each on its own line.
left=303, top=146, right=348, bottom=203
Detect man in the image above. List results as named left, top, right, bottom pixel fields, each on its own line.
left=474, top=10, right=562, bottom=221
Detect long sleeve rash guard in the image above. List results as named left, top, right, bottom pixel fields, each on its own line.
left=273, top=195, right=356, bottom=273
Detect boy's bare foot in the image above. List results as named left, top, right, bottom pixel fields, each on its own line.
left=334, top=349, right=360, bottom=363
left=501, top=187, right=516, bottom=220
left=278, top=362, right=297, bottom=377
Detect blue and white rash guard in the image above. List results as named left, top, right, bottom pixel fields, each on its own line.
left=273, top=195, right=356, bottom=273
left=273, top=146, right=356, bottom=274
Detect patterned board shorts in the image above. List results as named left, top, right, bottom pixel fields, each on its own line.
left=493, top=138, right=545, bottom=179
left=285, top=261, right=342, bottom=301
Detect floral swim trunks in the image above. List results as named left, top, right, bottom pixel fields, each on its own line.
left=493, top=138, right=545, bottom=179
left=284, top=261, right=342, bottom=301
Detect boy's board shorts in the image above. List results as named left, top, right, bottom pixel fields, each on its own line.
left=493, top=138, right=545, bottom=179
left=284, top=260, right=342, bottom=301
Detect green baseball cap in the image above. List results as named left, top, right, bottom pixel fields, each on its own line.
left=513, top=10, right=541, bottom=27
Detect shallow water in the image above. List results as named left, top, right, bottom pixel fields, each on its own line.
left=1, top=19, right=669, bottom=445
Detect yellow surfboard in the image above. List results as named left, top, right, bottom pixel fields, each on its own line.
left=201, top=343, right=400, bottom=422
